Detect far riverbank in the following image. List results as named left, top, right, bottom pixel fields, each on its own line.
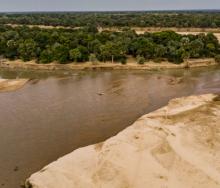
left=0, top=58, right=218, bottom=71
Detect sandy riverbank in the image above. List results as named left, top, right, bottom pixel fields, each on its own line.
left=101, top=27, right=220, bottom=41
left=4, top=24, right=220, bottom=41
left=101, top=27, right=220, bottom=33
left=0, top=79, right=28, bottom=92
left=0, top=58, right=218, bottom=71
left=5, top=24, right=220, bottom=33
left=25, top=94, right=220, bottom=188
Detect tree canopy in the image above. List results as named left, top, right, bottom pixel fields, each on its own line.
left=1, top=11, right=220, bottom=28
left=0, top=25, right=219, bottom=64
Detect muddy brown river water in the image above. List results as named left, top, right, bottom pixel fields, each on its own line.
left=0, top=67, right=220, bottom=188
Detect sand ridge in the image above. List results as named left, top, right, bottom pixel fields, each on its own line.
left=0, top=79, right=28, bottom=92
left=26, top=94, right=220, bottom=188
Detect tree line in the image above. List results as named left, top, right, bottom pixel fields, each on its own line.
left=0, top=25, right=219, bottom=64
left=1, top=12, right=220, bottom=28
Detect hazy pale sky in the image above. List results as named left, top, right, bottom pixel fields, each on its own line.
left=0, top=0, right=220, bottom=12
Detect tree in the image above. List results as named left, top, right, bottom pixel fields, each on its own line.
left=131, top=38, right=155, bottom=59
left=204, top=33, right=219, bottom=56
left=35, top=31, right=51, bottom=48
left=155, top=44, right=166, bottom=58
left=167, top=40, right=183, bottom=63
left=181, top=37, right=190, bottom=53
left=18, top=39, right=37, bottom=61
left=100, top=41, right=126, bottom=63
left=206, top=43, right=216, bottom=56
left=100, top=42, right=114, bottom=62
left=39, top=48, right=53, bottom=64
left=77, top=45, right=89, bottom=62
left=69, top=48, right=82, bottom=62
left=90, top=39, right=101, bottom=54
left=52, top=43, right=69, bottom=63
left=5, top=39, right=19, bottom=59
left=181, top=37, right=190, bottom=67
left=189, top=39, right=204, bottom=58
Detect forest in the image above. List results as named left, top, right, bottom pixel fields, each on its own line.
left=1, top=11, right=220, bottom=28
left=0, top=24, right=219, bottom=64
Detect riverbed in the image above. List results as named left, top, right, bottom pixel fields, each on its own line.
left=0, top=67, right=220, bottom=188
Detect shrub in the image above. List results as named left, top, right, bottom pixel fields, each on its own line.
left=137, top=55, right=145, bottom=65
left=120, top=58, right=127, bottom=65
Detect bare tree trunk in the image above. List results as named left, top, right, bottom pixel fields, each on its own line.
left=111, top=55, right=114, bottom=63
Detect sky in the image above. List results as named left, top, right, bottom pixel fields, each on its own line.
left=0, top=0, right=220, bottom=12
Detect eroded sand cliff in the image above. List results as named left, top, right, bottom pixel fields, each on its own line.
left=26, top=94, right=220, bottom=188
left=0, top=79, right=28, bottom=92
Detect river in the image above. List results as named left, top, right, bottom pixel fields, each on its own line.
left=0, top=67, right=220, bottom=188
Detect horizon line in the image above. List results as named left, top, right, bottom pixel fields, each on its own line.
left=1, top=9, right=220, bottom=14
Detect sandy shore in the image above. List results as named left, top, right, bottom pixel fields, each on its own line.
left=25, top=94, right=220, bottom=188
left=0, top=58, right=217, bottom=71
left=101, top=26, right=220, bottom=33
left=0, top=79, right=28, bottom=92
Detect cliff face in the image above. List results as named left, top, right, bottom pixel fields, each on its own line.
left=26, top=94, right=220, bottom=188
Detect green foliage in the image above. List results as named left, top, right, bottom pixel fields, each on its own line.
left=39, top=48, right=53, bottom=64
left=89, top=54, right=98, bottom=64
left=69, top=48, right=82, bottom=62
left=100, top=41, right=118, bottom=62
left=0, top=24, right=219, bottom=64
left=130, top=37, right=154, bottom=59
left=137, top=55, right=145, bottom=64
left=84, top=24, right=98, bottom=33
left=189, top=39, right=204, bottom=58
left=52, top=43, right=69, bottom=63
left=18, top=39, right=37, bottom=61
left=1, top=12, right=220, bottom=28
left=5, top=39, right=19, bottom=59
left=154, top=44, right=166, bottom=58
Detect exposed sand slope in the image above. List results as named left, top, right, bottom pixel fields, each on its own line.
left=26, top=94, right=220, bottom=188
left=0, top=79, right=28, bottom=92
